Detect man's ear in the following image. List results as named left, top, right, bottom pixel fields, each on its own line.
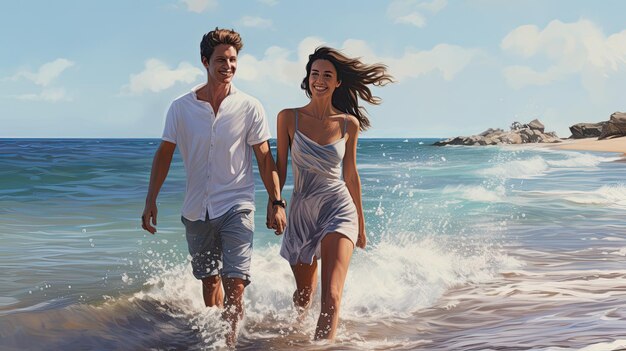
left=337, top=80, right=342, bottom=88
left=201, top=56, right=209, bottom=68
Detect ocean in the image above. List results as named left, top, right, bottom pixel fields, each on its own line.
left=1, top=138, right=625, bottom=350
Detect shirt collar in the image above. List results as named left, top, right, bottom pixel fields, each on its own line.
left=191, top=83, right=238, bottom=101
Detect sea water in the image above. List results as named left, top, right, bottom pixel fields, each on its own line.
left=1, top=138, right=625, bottom=350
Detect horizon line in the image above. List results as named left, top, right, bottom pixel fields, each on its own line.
left=0, top=136, right=444, bottom=140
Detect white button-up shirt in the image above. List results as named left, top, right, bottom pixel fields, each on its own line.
left=162, top=84, right=271, bottom=221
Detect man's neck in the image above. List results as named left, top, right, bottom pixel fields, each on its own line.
left=197, top=80, right=231, bottom=113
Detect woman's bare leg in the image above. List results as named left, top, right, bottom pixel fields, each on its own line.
left=291, top=259, right=318, bottom=321
left=315, top=233, right=354, bottom=340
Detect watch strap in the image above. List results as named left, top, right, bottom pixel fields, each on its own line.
left=272, top=199, right=286, bottom=208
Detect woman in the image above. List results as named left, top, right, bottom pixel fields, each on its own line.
left=272, top=46, right=393, bottom=340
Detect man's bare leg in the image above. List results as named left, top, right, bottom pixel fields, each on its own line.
left=222, top=277, right=246, bottom=347
left=201, top=275, right=224, bottom=307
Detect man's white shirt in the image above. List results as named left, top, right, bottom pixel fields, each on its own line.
left=162, top=84, right=271, bottom=221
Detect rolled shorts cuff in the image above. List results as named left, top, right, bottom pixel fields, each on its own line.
left=222, top=272, right=251, bottom=286
left=192, top=268, right=221, bottom=280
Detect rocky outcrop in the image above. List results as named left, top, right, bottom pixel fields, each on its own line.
left=598, top=112, right=626, bottom=140
left=434, top=119, right=560, bottom=146
left=569, top=122, right=606, bottom=139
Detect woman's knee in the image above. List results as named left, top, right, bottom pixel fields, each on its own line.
left=322, top=287, right=342, bottom=311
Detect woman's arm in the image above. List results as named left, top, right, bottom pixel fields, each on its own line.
left=343, top=116, right=366, bottom=249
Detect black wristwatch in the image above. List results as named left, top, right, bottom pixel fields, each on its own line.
left=272, top=199, right=287, bottom=208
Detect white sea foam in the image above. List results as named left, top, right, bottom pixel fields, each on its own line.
left=573, top=340, right=626, bottom=351
left=480, top=152, right=616, bottom=180
left=603, top=237, right=626, bottom=241
left=442, top=185, right=506, bottom=202
left=0, top=296, right=19, bottom=306
left=546, top=152, right=604, bottom=168
left=563, top=184, right=626, bottom=208
left=132, top=259, right=230, bottom=348
left=470, top=269, right=626, bottom=302
left=358, top=161, right=421, bottom=171
left=132, top=235, right=519, bottom=328
left=540, top=148, right=624, bottom=163
left=526, top=184, right=626, bottom=209
left=480, top=156, right=549, bottom=179
left=341, top=236, right=520, bottom=319
left=610, top=247, right=626, bottom=256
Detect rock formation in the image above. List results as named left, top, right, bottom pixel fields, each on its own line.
left=434, top=119, right=560, bottom=146
left=598, top=112, right=626, bottom=140
left=569, top=122, right=606, bottom=139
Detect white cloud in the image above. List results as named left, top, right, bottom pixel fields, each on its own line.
left=3, top=58, right=75, bottom=103
left=388, top=0, right=447, bottom=28
left=395, top=13, right=426, bottom=28
left=418, top=0, right=447, bottom=12
left=257, top=0, right=278, bottom=5
left=501, top=19, right=626, bottom=90
left=123, top=59, right=203, bottom=94
left=236, top=36, right=478, bottom=85
left=237, top=37, right=324, bottom=85
left=237, top=16, right=273, bottom=29
left=6, top=88, right=71, bottom=102
left=8, top=58, right=74, bottom=86
left=342, top=40, right=480, bottom=81
left=180, top=0, right=217, bottom=13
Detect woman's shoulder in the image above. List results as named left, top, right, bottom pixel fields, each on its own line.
left=278, top=108, right=298, bottom=116
left=277, top=108, right=299, bottom=125
left=278, top=107, right=311, bottom=118
left=344, top=114, right=360, bottom=129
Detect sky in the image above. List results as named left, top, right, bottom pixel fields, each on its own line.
left=1, top=0, right=625, bottom=138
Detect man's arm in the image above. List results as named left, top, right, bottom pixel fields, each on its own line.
left=141, top=141, right=176, bottom=234
left=253, top=140, right=286, bottom=234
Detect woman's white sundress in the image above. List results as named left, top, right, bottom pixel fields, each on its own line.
left=280, top=109, right=358, bottom=265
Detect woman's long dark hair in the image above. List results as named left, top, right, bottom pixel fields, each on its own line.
left=301, top=46, right=394, bottom=131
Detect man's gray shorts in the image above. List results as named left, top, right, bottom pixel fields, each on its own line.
left=182, top=205, right=254, bottom=285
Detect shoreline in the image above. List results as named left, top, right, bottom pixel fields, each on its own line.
left=548, top=136, right=626, bottom=156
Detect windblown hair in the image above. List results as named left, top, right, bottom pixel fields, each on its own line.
left=301, top=46, right=394, bottom=131
left=200, top=27, right=243, bottom=60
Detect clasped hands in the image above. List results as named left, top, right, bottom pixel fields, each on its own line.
left=266, top=199, right=286, bottom=235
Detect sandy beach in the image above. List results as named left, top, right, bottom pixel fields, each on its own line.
left=551, top=136, right=626, bottom=155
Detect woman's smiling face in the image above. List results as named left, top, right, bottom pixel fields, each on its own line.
left=309, top=59, right=341, bottom=98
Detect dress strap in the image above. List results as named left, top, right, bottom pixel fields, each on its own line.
left=295, top=109, right=299, bottom=131
left=343, top=114, right=348, bottom=137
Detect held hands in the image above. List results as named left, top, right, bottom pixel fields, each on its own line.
left=141, top=201, right=158, bottom=234
left=266, top=198, right=286, bottom=235
left=273, top=206, right=287, bottom=235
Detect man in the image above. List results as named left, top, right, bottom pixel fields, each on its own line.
left=140, top=27, right=286, bottom=346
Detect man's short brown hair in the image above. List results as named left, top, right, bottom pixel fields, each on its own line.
left=200, top=27, right=243, bottom=60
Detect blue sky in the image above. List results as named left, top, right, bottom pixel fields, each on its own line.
left=1, top=0, right=625, bottom=138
